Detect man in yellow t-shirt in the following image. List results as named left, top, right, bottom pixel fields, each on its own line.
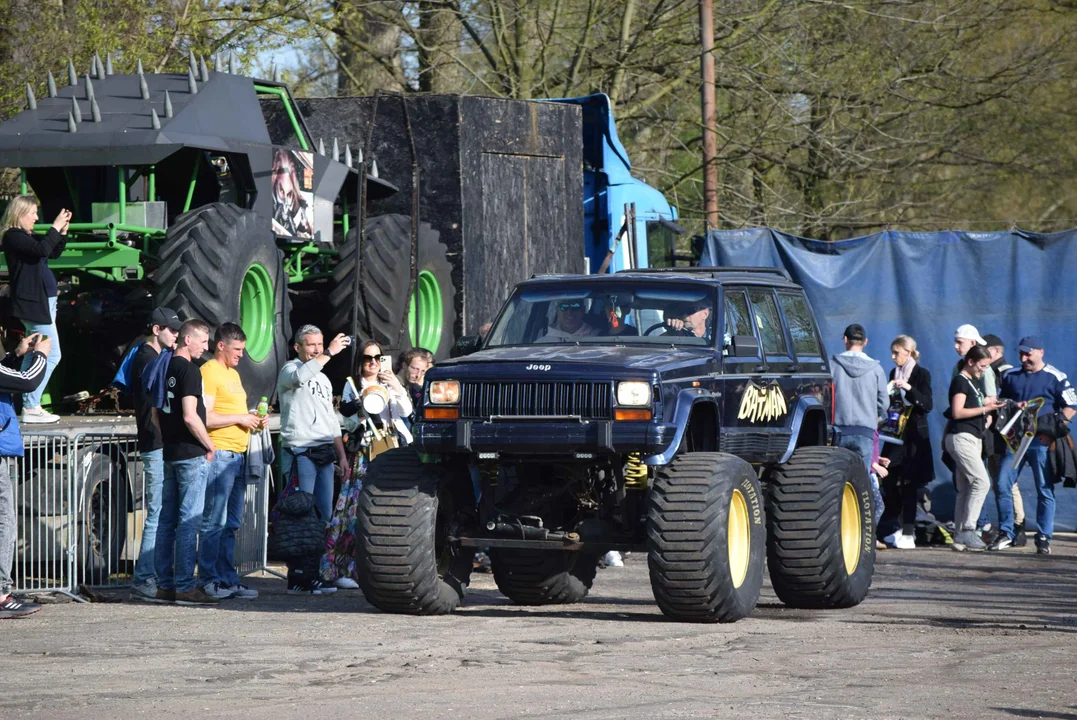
left=197, top=323, right=267, bottom=600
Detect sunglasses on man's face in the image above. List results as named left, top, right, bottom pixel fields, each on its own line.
left=558, top=302, right=583, bottom=311
left=362, top=354, right=383, bottom=363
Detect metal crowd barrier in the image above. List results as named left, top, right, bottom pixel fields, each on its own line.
left=12, top=431, right=273, bottom=597
left=12, top=433, right=79, bottom=600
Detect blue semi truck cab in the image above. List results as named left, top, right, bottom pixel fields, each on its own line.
left=552, top=94, right=682, bottom=275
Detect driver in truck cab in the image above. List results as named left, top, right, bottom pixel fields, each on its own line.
left=662, top=301, right=711, bottom=338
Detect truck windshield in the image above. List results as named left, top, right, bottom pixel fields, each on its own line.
left=485, top=281, right=717, bottom=347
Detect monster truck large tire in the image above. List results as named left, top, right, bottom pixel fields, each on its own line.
left=766, top=446, right=875, bottom=609
left=355, top=447, right=475, bottom=615
left=328, top=215, right=456, bottom=360
left=646, top=452, right=765, bottom=623
left=154, top=203, right=290, bottom=403
left=490, top=549, right=600, bottom=605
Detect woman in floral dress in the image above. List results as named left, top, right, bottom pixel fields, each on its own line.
left=320, top=341, right=413, bottom=588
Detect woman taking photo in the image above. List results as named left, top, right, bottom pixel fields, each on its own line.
left=878, top=335, right=934, bottom=549
left=945, top=345, right=1002, bottom=552
left=320, top=340, right=413, bottom=588
left=1, top=196, right=70, bottom=424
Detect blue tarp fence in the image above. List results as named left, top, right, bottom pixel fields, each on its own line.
left=702, top=227, right=1077, bottom=530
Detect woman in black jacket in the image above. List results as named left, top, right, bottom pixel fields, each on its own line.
left=1, top=196, right=70, bottom=424
left=878, top=334, right=935, bottom=547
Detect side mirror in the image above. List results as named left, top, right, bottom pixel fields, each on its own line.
left=731, top=335, right=760, bottom=358
left=452, top=334, right=483, bottom=358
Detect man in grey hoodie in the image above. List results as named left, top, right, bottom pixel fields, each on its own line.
left=278, top=324, right=352, bottom=525
left=831, top=323, right=889, bottom=472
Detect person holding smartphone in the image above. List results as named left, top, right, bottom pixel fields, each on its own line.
left=0, top=331, right=52, bottom=617
left=945, top=345, right=1003, bottom=552
left=1, top=196, right=71, bottom=424
left=339, top=341, right=413, bottom=440
left=277, top=326, right=351, bottom=526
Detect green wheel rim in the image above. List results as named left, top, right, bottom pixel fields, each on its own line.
left=240, top=263, right=274, bottom=363
left=408, top=269, right=443, bottom=352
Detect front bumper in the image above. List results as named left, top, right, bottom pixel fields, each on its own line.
left=414, top=419, right=675, bottom=457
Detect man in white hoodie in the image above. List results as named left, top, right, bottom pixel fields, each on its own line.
left=830, top=323, right=889, bottom=472
left=277, top=325, right=351, bottom=526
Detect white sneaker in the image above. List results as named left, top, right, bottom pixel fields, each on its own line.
left=334, top=577, right=359, bottom=589
left=202, top=582, right=235, bottom=599
left=21, top=406, right=59, bottom=424
left=881, top=531, right=900, bottom=548
left=604, top=550, right=624, bottom=568
left=894, top=532, right=916, bottom=550
left=221, top=583, right=258, bottom=599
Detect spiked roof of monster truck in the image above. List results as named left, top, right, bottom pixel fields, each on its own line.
left=0, top=65, right=308, bottom=167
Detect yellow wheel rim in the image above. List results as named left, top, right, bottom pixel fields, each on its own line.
left=728, top=488, right=750, bottom=589
left=841, top=482, right=862, bottom=575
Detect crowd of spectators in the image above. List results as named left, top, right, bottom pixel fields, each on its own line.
left=831, top=322, right=1076, bottom=555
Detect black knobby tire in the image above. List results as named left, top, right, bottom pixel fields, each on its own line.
left=355, top=447, right=475, bottom=615
left=646, top=452, right=766, bottom=623
left=490, top=550, right=600, bottom=605
left=328, top=214, right=456, bottom=360
left=77, top=446, right=132, bottom=585
left=153, top=203, right=291, bottom=404
left=766, top=446, right=875, bottom=609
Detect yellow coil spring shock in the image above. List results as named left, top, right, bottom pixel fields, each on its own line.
left=623, top=452, right=649, bottom=490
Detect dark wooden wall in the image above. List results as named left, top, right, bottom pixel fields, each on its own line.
left=297, top=94, right=584, bottom=339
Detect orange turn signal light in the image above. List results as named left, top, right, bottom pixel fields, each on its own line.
left=425, top=407, right=460, bottom=420
left=614, top=409, right=652, bottom=421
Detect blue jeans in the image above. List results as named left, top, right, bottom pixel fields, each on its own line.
left=21, top=296, right=61, bottom=409
left=132, top=449, right=164, bottom=587
left=155, top=456, right=208, bottom=592
left=996, top=442, right=1054, bottom=540
left=838, top=433, right=874, bottom=473
left=282, top=448, right=334, bottom=524
left=198, top=450, right=246, bottom=587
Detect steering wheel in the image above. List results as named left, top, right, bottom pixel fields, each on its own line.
left=644, top=321, right=670, bottom=336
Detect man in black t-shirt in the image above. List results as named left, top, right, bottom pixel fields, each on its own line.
left=130, top=307, right=181, bottom=601
left=153, top=318, right=217, bottom=606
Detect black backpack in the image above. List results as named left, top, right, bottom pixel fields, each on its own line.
left=268, top=491, right=326, bottom=560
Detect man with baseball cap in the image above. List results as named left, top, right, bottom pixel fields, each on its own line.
left=991, top=336, right=1077, bottom=554
left=663, top=300, right=712, bottom=339
left=130, top=307, right=182, bottom=601
left=831, top=323, right=888, bottom=472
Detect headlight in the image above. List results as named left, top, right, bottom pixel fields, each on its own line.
left=429, top=380, right=461, bottom=405
left=616, top=381, right=652, bottom=407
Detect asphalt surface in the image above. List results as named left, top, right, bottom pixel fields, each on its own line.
left=3, top=536, right=1076, bottom=720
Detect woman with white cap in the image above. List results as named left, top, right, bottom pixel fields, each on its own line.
left=953, top=324, right=996, bottom=400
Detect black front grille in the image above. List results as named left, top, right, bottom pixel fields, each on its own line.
left=460, top=381, right=612, bottom=419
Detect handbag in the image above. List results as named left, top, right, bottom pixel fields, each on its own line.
left=364, top=415, right=399, bottom=461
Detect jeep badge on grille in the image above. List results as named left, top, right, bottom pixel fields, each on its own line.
left=525, top=364, right=552, bottom=371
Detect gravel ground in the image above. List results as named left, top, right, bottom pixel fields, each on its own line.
left=3, top=535, right=1075, bottom=720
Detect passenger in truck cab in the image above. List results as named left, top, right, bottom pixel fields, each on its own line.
left=597, top=296, right=639, bottom=337
left=542, top=299, right=600, bottom=340
left=662, top=301, right=711, bottom=339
